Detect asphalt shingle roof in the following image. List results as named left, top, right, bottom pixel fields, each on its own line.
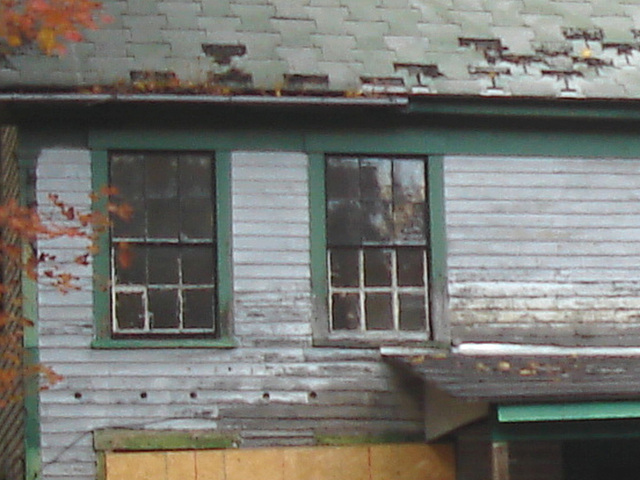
left=4, top=0, right=640, bottom=98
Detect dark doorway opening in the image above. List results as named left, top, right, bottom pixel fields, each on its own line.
left=564, top=439, right=640, bottom=480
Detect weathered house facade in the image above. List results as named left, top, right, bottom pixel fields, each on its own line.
left=5, top=1, right=640, bottom=479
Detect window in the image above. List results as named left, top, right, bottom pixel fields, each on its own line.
left=325, top=156, right=430, bottom=336
left=109, top=152, right=217, bottom=338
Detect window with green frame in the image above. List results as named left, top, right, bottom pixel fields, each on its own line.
left=321, top=155, right=434, bottom=341
left=92, top=149, right=234, bottom=348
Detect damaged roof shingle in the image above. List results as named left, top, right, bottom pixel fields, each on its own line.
left=3, top=0, right=640, bottom=99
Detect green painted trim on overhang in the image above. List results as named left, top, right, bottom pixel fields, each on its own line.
left=88, top=128, right=305, bottom=152
left=93, top=429, right=239, bottom=451
left=88, top=123, right=640, bottom=160
left=90, top=144, right=235, bottom=347
left=407, top=96, right=640, bottom=122
left=498, top=402, right=640, bottom=423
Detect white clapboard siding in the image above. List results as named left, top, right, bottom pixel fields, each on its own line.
left=445, top=155, right=640, bottom=344
left=36, top=149, right=423, bottom=480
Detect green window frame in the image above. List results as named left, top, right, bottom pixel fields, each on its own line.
left=91, top=148, right=234, bottom=349
left=310, top=153, right=449, bottom=347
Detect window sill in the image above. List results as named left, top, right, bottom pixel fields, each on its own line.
left=91, top=336, right=238, bottom=349
left=313, top=331, right=447, bottom=349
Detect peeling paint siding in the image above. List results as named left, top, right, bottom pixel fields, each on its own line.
left=36, top=149, right=423, bottom=480
left=445, top=155, right=640, bottom=345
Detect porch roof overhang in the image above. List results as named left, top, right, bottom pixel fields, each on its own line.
left=382, top=344, right=640, bottom=403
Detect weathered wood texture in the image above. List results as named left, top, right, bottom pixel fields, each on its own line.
left=0, top=125, right=26, bottom=480
left=445, top=155, right=640, bottom=345
left=36, top=149, right=424, bottom=480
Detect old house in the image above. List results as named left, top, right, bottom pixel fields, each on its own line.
left=5, top=0, right=640, bottom=479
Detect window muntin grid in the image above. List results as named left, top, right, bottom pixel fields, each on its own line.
left=110, top=152, right=217, bottom=337
left=326, top=156, right=430, bottom=333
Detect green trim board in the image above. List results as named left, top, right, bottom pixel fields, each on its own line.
left=90, top=145, right=234, bottom=348
left=23, top=243, right=41, bottom=480
left=93, top=429, right=239, bottom=451
left=498, top=402, right=640, bottom=423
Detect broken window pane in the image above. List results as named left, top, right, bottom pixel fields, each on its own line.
left=183, top=289, right=215, bottom=329
left=365, top=293, right=393, bottom=330
left=364, top=249, right=392, bottom=286
left=399, top=294, right=427, bottom=331
left=115, top=292, right=145, bottom=330
left=332, top=293, right=360, bottom=330
left=330, top=249, right=359, bottom=287
left=148, top=289, right=179, bottom=329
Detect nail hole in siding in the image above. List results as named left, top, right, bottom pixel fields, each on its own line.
left=262, top=392, right=270, bottom=401
left=74, top=392, right=82, bottom=400
left=190, top=391, right=198, bottom=399
left=309, top=391, right=317, bottom=400
left=140, top=392, right=147, bottom=399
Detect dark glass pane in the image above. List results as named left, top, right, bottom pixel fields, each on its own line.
left=364, top=249, right=392, bottom=286
left=327, top=200, right=361, bottom=246
left=181, top=198, right=214, bottom=240
left=111, top=154, right=145, bottom=238
left=148, top=246, right=179, bottom=284
left=394, top=203, right=426, bottom=244
left=148, top=289, right=179, bottom=329
left=397, top=248, right=425, bottom=286
left=365, top=293, right=393, bottom=330
left=326, top=158, right=359, bottom=200
left=183, top=289, right=215, bottom=329
left=113, top=198, right=145, bottom=238
left=180, top=154, right=213, bottom=198
left=146, top=155, right=178, bottom=199
left=330, top=249, right=359, bottom=287
left=115, top=292, right=144, bottom=330
left=360, top=159, right=392, bottom=201
left=399, top=294, right=427, bottom=331
left=393, top=160, right=425, bottom=203
left=331, top=293, right=360, bottom=330
left=361, top=201, right=392, bottom=244
left=147, top=199, right=180, bottom=239
left=111, top=154, right=145, bottom=200
left=115, top=244, right=146, bottom=285
left=182, top=247, right=215, bottom=284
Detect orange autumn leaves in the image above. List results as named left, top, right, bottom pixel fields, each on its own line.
left=0, top=188, right=129, bottom=402
left=0, top=0, right=110, bottom=55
